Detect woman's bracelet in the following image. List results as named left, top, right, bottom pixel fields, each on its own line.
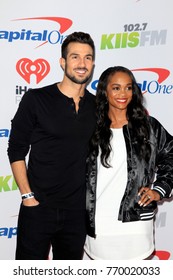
left=21, top=192, right=34, bottom=200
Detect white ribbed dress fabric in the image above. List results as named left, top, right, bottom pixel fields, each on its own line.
left=85, top=128, right=154, bottom=260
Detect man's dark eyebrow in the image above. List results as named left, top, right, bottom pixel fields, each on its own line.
left=69, top=53, right=93, bottom=57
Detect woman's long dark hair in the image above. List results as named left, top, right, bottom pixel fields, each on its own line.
left=90, top=66, right=151, bottom=167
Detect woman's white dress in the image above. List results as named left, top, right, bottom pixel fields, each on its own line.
left=85, top=128, right=154, bottom=260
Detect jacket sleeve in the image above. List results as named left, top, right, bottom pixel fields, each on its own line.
left=7, top=90, right=37, bottom=163
left=151, top=117, right=173, bottom=199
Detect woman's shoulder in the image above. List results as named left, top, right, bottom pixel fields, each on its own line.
left=147, top=115, right=173, bottom=137
left=147, top=115, right=161, bottom=127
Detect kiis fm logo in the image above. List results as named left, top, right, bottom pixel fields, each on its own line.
left=16, top=58, right=50, bottom=84
left=0, top=17, right=73, bottom=47
left=100, top=22, right=167, bottom=49
left=0, top=175, right=17, bottom=191
left=91, top=68, right=173, bottom=94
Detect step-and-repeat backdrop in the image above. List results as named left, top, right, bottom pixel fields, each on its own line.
left=0, top=0, right=173, bottom=260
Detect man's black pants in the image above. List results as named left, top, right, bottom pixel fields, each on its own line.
left=15, top=203, right=86, bottom=260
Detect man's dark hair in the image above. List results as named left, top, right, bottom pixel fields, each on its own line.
left=61, top=31, right=95, bottom=60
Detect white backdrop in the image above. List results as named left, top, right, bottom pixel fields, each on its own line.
left=0, top=0, right=173, bottom=260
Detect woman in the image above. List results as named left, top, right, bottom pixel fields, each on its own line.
left=85, top=66, right=173, bottom=260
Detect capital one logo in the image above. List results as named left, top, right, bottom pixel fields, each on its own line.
left=91, top=67, right=171, bottom=95
left=132, top=68, right=171, bottom=94
left=5, top=17, right=73, bottom=48
left=16, top=58, right=50, bottom=84
left=132, top=67, right=170, bottom=85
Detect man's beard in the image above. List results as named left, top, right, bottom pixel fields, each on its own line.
left=65, top=66, right=92, bottom=85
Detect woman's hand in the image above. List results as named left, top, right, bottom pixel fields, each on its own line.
left=138, top=187, right=160, bottom=207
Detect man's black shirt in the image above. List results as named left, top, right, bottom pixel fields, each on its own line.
left=8, top=83, right=96, bottom=208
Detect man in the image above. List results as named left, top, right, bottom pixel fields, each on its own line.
left=7, top=32, right=96, bottom=260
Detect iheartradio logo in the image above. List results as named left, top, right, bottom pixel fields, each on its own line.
left=16, top=58, right=50, bottom=84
